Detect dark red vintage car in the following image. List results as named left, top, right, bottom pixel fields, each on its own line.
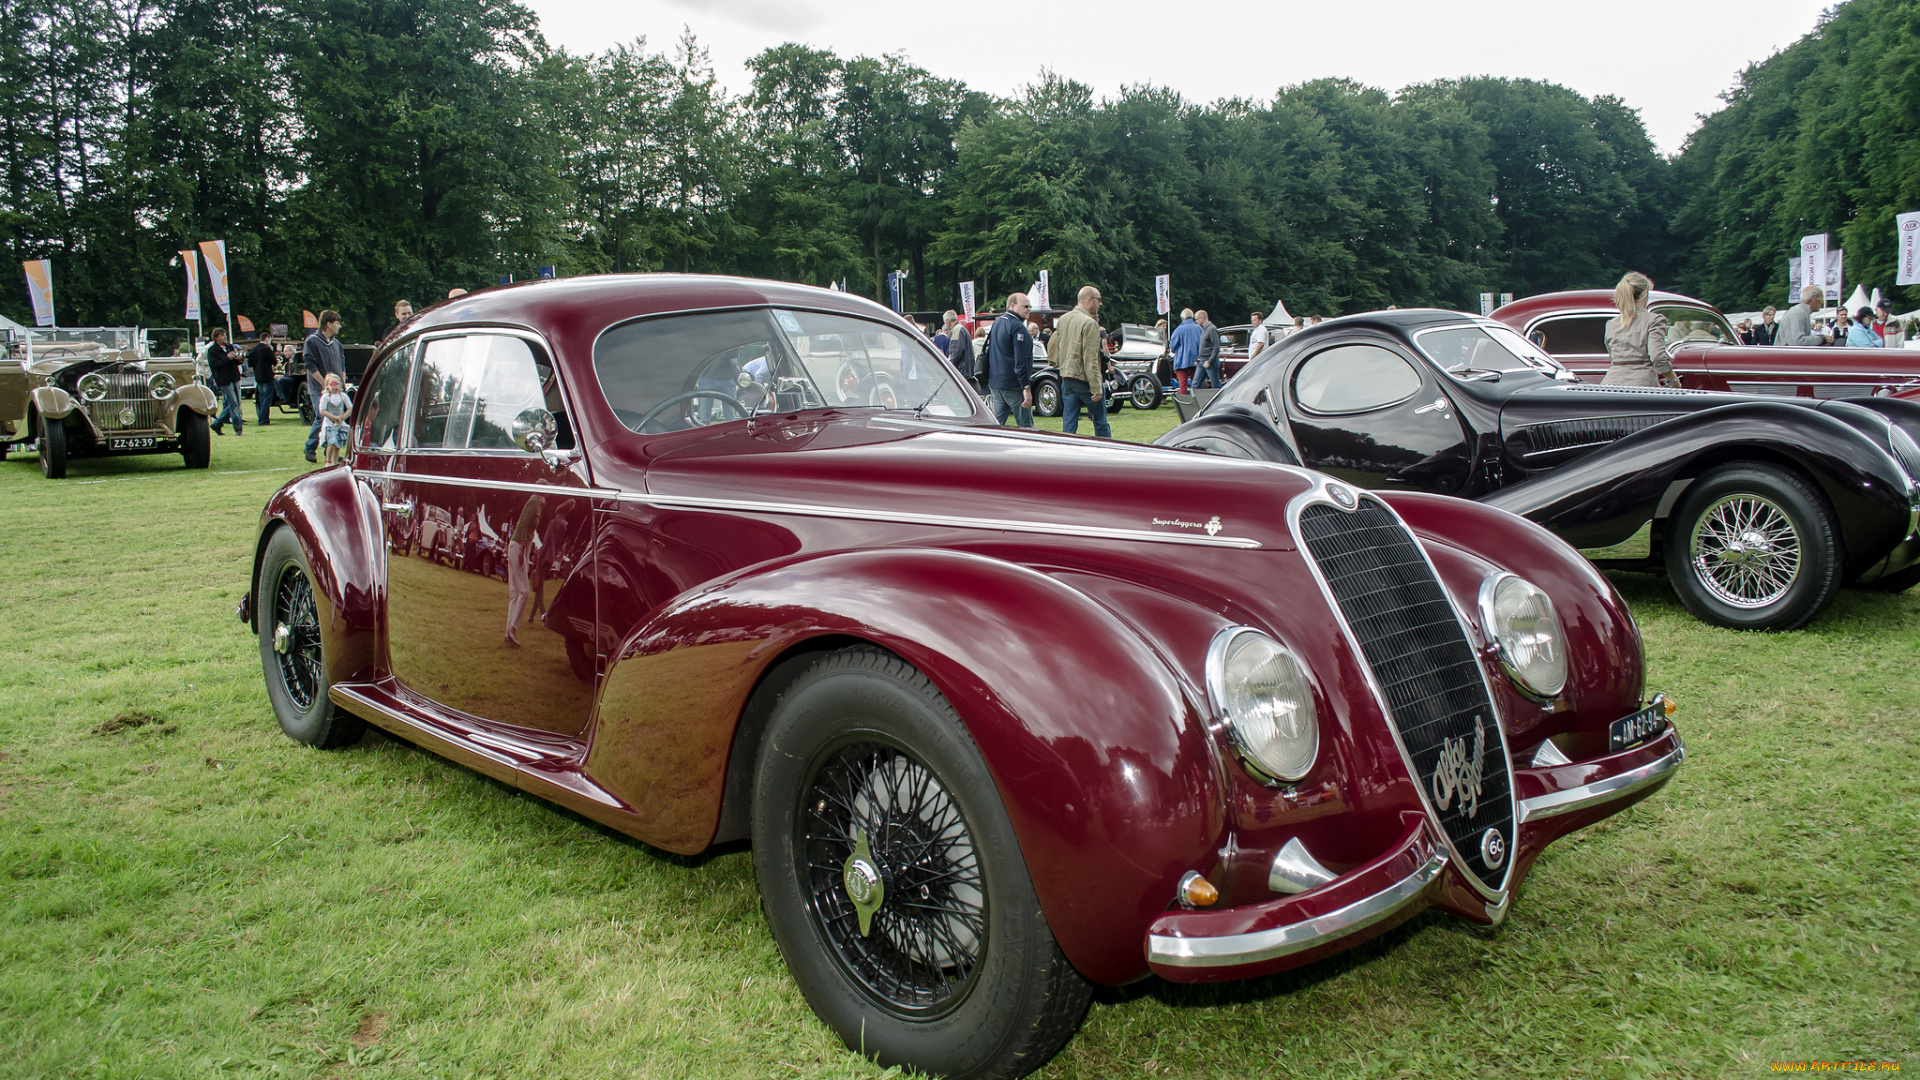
left=240, top=274, right=1683, bottom=1080
left=1494, top=289, right=1920, bottom=399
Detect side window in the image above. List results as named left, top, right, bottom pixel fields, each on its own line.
left=408, top=335, right=547, bottom=451
left=1292, top=345, right=1424, bottom=414
left=1535, top=316, right=1608, bottom=356
left=1653, top=306, right=1735, bottom=344
left=357, top=343, right=413, bottom=453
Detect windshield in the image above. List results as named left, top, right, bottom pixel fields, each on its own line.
left=1416, top=323, right=1569, bottom=378
left=594, top=307, right=972, bottom=435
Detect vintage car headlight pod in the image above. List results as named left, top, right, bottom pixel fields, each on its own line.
left=147, top=372, right=176, bottom=399
left=77, top=372, right=110, bottom=401
left=1205, top=627, right=1318, bottom=783
left=1478, top=572, right=1568, bottom=700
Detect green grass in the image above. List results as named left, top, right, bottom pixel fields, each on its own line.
left=2, top=409, right=1915, bottom=1079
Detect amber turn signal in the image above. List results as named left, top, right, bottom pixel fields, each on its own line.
left=1654, top=693, right=1676, bottom=716
left=1178, top=871, right=1219, bottom=908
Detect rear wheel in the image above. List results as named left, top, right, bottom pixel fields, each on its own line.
left=1129, top=375, right=1163, bottom=411
left=257, top=527, right=365, bottom=748
left=38, top=414, right=66, bottom=479
left=179, top=409, right=210, bottom=469
left=752, top=648, right=1090, bottom=1080
left=1664, top=463, right=1841, bottom=631
left=1032, top=378, right=1061, bottom=418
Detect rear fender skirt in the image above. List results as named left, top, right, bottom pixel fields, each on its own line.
left=254, top=469, right=387, bottom=685
left=28, top=385, right=75, bottom=420
left=1483, top=401, right=1913, bottom=567
left=584, top=547, right=1215, bottom=986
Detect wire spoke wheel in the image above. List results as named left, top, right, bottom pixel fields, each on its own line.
left=1689, top=493, right=1801, bottom=609
left=801, top=740, right=986, bottom=1019
left=273, top=564, right=324, bottom=710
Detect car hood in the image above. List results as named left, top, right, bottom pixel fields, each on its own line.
left=636, top=413, right=1313, bottom=552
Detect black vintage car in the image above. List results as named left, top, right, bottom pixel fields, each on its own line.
left=1157, top=310, right=1920, bottom=631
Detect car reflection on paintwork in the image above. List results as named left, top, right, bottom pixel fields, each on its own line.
left=239, top=273, right=1685, bottom=1080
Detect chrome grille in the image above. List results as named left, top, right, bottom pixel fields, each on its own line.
left=83, top=373, right=164, bottom=430
left=1297, top=498, right=1514, bottom=893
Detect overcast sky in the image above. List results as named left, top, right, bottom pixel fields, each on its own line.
left=520, top=0, right=1835, bottom=154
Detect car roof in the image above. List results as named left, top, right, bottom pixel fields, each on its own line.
left=404, top=274, right=906, bottom=341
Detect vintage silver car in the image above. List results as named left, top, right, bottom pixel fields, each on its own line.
left=1, top=325, right=216, bottom=478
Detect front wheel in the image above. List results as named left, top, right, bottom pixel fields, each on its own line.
left=1129, top=375, right=1163, bottom=411
left=1032, top=378, right=1061, bottom=419
left=1663, top=463, right=1842, bottom=631
left=752, top=648, right=1090, bottom=1080
left=38, top=414, right=66, bottom=479
left=179, top=409, right=210, bottom=469
left=257, top=527, right=366, bottom=748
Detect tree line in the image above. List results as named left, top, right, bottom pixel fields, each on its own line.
left=1, top=0, right=1912, bottom=340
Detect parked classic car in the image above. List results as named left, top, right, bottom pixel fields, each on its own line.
left=1494, top=288, right=1920, bottom=399
left=967, top=317, right=1166, bottom=416
left=1159, top=310, right=1920, bottom=631
left=0, top=325, right=217, bottom=478
left=242, top=275, right=1685, bottom=1079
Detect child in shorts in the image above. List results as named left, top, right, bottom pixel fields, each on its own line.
left=317, top=373, right=352, bottom=466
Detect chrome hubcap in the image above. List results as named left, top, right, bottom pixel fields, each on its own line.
left=1691, top=494, right=1800, bottom=608
left=273, top=623, right=292, bottom=655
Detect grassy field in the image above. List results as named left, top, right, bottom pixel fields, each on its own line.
left=2, top=409, right=1915, bottom=1079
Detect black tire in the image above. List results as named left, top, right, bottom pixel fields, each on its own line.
left=179, top=409, right=210, bottom=469
left=1128, top=375, right=1163, bottom=411
left=298, top=386, right=314, bottom=426
left=38, top=413, right=66, bottom=479
left=1032, top=377, right=1061, bottom=419
left=752, top=647, right=1090, bottom=1080
left=257, top=527, right=366, bottom=748
left=1663, top=463, right=1842, bottom=631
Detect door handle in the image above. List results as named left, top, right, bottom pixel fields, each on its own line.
left=1413, top=396, right=1449, bottom=415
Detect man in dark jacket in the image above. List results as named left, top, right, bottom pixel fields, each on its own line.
left=302, top=310, right=345, bottom=463
left=1193, top=309, right=1222, bottom=389
left=942, top=310, right=975, bottom=382
left=206, top=327, right=245, bottom=435
left=247, top=334, right=278, bottom=425
left=984, top=294, right=1034, bottom=427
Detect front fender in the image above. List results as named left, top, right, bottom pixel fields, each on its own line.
left=28, top=386, right=74, bottom=420
left=252, top=468, right=385, bottom=685
left=170, top=383, right=217, bottom=415
left=1483, top=402, right=1914, bottom=569
left=581, top=547, right=1216, bottom=985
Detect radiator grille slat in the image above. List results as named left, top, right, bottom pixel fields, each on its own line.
left=1298, top=501, right=1513, bottom=892
left=84, top=373, right=164, bottom=430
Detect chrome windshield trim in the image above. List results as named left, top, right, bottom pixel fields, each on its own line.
left=1149, top=849, right=1446, bottom=968
left=616, top=491, right=1265, bottom=548
left=1518, top=735, right=1687, bottom=823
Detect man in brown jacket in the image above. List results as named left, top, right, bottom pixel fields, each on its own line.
left=1054, top=285, right=1109, bottom=437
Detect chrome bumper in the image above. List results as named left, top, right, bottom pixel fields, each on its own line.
left=1518, top=732, right=1688, bottom=822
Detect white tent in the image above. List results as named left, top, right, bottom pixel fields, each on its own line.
left=1843, top=284, right=1872, bottom=314
left=1262, top=299, right=1295, bottom=329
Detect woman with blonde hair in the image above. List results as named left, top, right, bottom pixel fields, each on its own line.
left=1602, top=271, right=1678, bottom=387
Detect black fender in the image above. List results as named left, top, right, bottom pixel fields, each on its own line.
left=1482, top=401, right=1914, bottom=569
left=1153, top=403, right=1301, bottom=465
left=1816, top=397, right=1920, bottom=480
left=578, top=547, right=1217, bottom=986
left=250, top=468, right=387, bottom=685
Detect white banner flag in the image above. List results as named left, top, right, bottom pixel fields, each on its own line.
left=1800, top=234, right=1828, bottom=301
left=1154, top=274, right=1170, bottom=316
left=1899, top=211, right=1920, bottom=286
left=958, top=281, right=975, bottom=321
left=1498, top=292, right=1513, bottom=308
left=1788, top=257, right=1802, bottom=303
left=180, top=249, right=201, bottom=320
left=1825, top=249, right=1844, bottom=303
left=1036, top=270, right=1050, bottom=311
left=1479, top=292, right=1494, bottom=317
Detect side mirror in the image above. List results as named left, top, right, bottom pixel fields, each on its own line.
left=512, top=408, right=556, bottom=454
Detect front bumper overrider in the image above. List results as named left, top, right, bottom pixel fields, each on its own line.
left=1144, top=723, right=1686, bottom=982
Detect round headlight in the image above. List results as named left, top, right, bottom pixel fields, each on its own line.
left=1207, top=628, right=1318, bottom=783
left=1478, top=573, right=1567, bottom=699
left=148, top=372, right=176, bottom=399
left=77, top=372, right=109, bottom=401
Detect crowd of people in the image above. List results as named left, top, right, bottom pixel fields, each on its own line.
left=200, top=307, right=353, bottom=462
left=1762, top=288, right=1905, bottom=348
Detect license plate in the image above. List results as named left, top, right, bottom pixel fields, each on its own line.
left=1608, top=704, right=1668, bottom=753
left=109, top=437, right=157, bottom=450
